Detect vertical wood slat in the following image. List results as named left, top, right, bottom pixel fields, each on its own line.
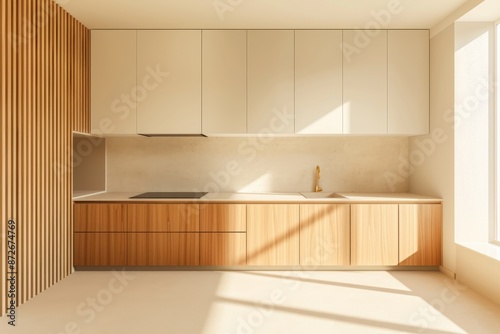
left=0, top=0, right=8, bottom=314
left=11, top=0, right=19, bottom=307
left=0, top=0, right=90, bottom=315
left=19, top=0, right=27, bottom=303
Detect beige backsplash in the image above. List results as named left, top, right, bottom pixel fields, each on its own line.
left=106, top=136, right=409, bottom=193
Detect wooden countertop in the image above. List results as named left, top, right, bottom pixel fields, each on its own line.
left=73, top=192, right=442, bottom=204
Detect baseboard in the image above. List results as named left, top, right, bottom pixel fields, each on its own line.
left=439, top=265, right=456, bottom=279
left=74, top=266, right=441, bottom=272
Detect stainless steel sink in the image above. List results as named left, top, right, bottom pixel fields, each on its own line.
left=300, top=192, right=346, bottom=199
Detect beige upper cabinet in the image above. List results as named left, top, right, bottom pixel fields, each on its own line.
left=91, top=30, right=137, bottom=135
left=136, top=30, right=202, bottom=135
left=295, top=30, right=343, bottom=134
left=388, top=30, right=429, bottom=135
left=247, top=30, right=295, bottom=134
left=90, top=29, right=428, bottom=137
left=342, top=30, right=388, bottom=134
left=202, top=30, right=247, bottom=134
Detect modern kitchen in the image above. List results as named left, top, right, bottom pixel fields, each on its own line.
left=2, top=0, right=500, bottom=333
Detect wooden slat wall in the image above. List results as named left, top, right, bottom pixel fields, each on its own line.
left=0, top=0, right=90, bottom=316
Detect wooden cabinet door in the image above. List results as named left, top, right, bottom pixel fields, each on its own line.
left=343, top=30, right=388, bottom=134
left=199, top=204, right=246, bottom=232
left=399, top=204, right=442, bottom=266
left=247, top=30, right=295, bottom=134
left=202, top=30, right=247, bottom=134
left=247, top=204, right=299, bottom=265
left=74, top=203, right=126, bottom=232
left=91, top=30, right=137, bottom=135
left=300, top=204, right=350, bottom=265
left=136, top=30, right=201, bottom=135
left=200, top=233, right=246, bottom=266
left=74, top=233, right=127, bottom=266
left=128, top=233, right=199, bottom=266
left=388, top=30, right=429, bottom=135
left=127, top=204, right=199, bottom=232
left=351, top=204, right=398, bottom=265
left=295, top=30, right=343, bottom=134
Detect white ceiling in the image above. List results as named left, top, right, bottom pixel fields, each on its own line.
left=56, top=0, right=476, bottom=30
left=459, top=0, right=500, bottom=21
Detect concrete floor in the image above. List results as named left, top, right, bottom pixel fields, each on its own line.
left=1, top=270, right=500, bottom=333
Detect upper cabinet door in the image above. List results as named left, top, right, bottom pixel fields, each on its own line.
left=91, top=30, right=137, bottom=135
left=136, top=30, right=202, bottom=135
left=388, top=30, right=429, bottom=135
left=202, top=30, right=247, bottom=134
left=247, top=30, right=295, bottom=134
left=343, top=30, right=388, bottom=134
left=295, top=30, right=343, bottom=134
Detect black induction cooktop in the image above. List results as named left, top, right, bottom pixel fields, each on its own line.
left=130, top=192, right=208, bottom=199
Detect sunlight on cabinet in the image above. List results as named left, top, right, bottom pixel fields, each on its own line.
left=295, top=30, right=343, bottom=134
left=399, top=204, right=442, bottom=266
left=351, top=204, right=398, bottom=265
left=247, top=204, right=300, bottom=265
left=343, top=31, right=388, bottom=134
left=300, top=204, right=350, bottom=265
left=247, top=30, right=295, bottom=134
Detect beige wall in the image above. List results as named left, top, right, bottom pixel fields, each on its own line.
left=106, top=136, right=409, bottom=193
left=73, top=135, right=106, bottom=193
left=457, top=245, right=500, bottom=305
left=409, top=24, right=456, bottom=272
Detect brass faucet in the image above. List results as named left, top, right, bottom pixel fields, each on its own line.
left=315, top=165, right=323, bottom=192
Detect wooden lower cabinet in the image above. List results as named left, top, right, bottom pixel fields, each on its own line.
left=74, top=203, right=126, bottom=232
left=199, top=204, right=247, bottom=266
left=200, top=233, right=246, bottom=266
left=128, top=233, right=199, bottom=266
left=127, top=204, right=199, bottom=232
left=399, top=204, right=442, bottom=266
left=74, top=233, right=127, bottom=266
left=200, top=204, right=246, bottom=232
left=247, top=204, right=300, bottom=265
left=73, top=202, right=442, bottom=268
left=300, top=204, right=350, bottom=266
left=351, top=204, right=399, bottom=265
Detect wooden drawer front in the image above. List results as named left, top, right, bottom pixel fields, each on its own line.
left=351, top=204, right=399, bottom=266
left=200, top=204, right=246, bottom=232
left=74, top=203, right=126, bottom=232
left=247, top=204, right=300, bottom=266
left=200, top=233, right=246, bottom=266
left=299, top=204, right=350, bottom=266
left=74, top=233, right=127, bottom=266
left=127, top=233, right=199, bottom=266
left=127, top=204, right=199, bottom=232
left=399, top=204, right=442, bottom=266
